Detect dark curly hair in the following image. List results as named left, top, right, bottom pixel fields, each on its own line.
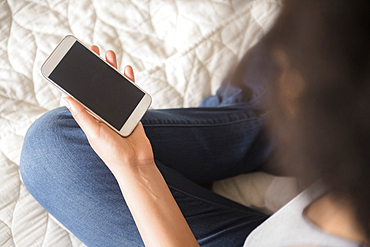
left=265, top=0, right=370, bottom=241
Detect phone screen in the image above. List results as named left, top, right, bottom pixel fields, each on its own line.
left=49, top=41, right=145, bottom=130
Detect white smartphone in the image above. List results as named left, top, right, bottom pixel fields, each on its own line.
left=41, top=35, right=151, bottom=137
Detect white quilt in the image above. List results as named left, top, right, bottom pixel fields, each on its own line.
left=0, top=0, right=284, bottom=245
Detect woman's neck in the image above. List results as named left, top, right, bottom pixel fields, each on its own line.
left=304, top=194, right=368, bottom=245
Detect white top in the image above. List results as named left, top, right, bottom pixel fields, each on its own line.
left=244, top=183, right=365, bottom=247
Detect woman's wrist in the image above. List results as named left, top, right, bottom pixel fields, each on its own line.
left=111, top=159, right=157, bottom=190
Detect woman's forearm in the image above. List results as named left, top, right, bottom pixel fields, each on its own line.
left=114, top=162, right=200, bottom=247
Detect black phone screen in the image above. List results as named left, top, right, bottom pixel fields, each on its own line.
left=49, top=41, right=145, bottom=130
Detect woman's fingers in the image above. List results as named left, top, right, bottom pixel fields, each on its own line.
left=124, top=65, right=135, bottom=82
left=90, top=45, right=117, bottom=69
left=105, top=50, right=118, bottom=69
left=90, top=45, right=100, bottom=56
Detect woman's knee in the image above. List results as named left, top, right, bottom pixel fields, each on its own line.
left=20, top=107, right=78, bottom=194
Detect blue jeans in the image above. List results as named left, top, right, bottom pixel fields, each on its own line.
left=20, top=42, right=279, bottom=246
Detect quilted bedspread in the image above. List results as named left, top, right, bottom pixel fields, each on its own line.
left=0, top=0, right=282, bottom=245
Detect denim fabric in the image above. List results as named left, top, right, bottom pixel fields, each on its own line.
left=20, top=41, right=280, bottom=246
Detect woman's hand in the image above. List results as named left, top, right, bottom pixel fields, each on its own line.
left=62, top=46, right=155, bottom=177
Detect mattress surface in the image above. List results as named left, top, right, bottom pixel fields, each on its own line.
left=0, top=0, right=281, bottom=245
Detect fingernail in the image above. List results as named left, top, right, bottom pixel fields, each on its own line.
left=62, top=97, right=70, bottom=109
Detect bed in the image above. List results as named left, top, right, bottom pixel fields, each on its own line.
left=0, top=0, right=299, bottom=245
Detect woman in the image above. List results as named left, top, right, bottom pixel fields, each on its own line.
left=20, top=0, right=370, bottom=246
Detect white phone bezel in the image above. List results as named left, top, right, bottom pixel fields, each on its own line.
left=41, top=35, right=152, bottom=137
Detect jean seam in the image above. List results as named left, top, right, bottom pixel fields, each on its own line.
left=142, top=113, right=268, bottom=127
